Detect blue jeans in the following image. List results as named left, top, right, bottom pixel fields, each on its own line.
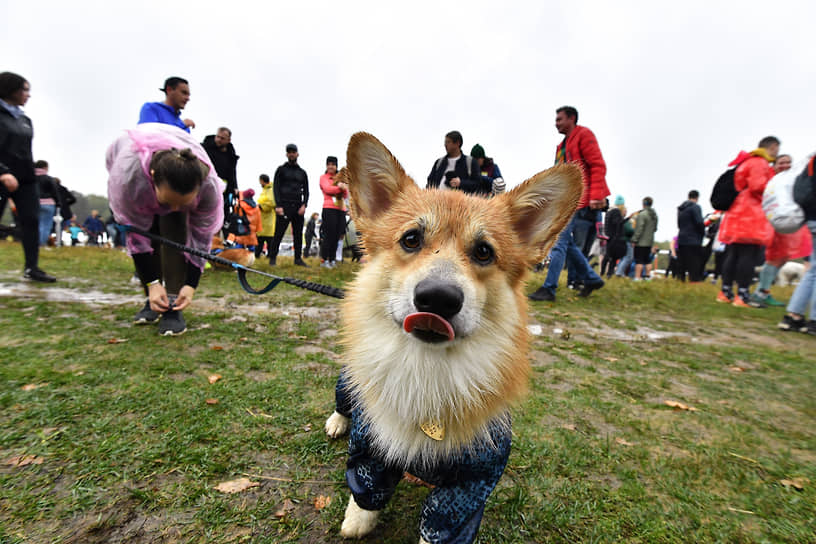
left=38, top=204, right=55, bottom=246
left=541, top=213, right=603, bottom=294
left=566, top=212, right=596, bottom=284
left=616, top=242, right=634, bottom=276
left=786, top=220, right=816, bottom=319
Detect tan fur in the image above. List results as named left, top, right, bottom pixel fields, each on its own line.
left=210, top=236, right=255, bottom=269
left=338, top=133, right=582, bottom=468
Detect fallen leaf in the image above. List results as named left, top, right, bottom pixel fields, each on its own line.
left=214, top=477, right=259, bottom=494
left=403, top=472, right=436, bottom=488
left=21, top=383, right=47, bottom=391
left=615, top=437, right=635, bottom=446
left=274, top=498, right=296, bottom=518
left=727, top=506, right=755, bottom=515
left=5, top=455, right=44, bottom=467
left=207, top=374, right=222, bottom=384
left=664, top=400, right=697, bottom=412
left=314, top=495, right=331, bottom=510
left=239, top=337, right=248, bottom=341
left=107, top=338, right=128, bottom=344
left=728, top=366, right=745, bottom=372
left=561, top=423, right=577, bottom=431
left=603, top=357, right=619, bottom=363
left=211, top=345, right=224, bottom=351
left=303, top=424, right=312, bottom=432
left=205, top=398, right=219, bottom=405
left=780, top=478, right=807, bottom=491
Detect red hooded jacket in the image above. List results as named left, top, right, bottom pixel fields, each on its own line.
left=556, top=125, right=610, bottom=209
left=718, top=153, right=775, bottom=246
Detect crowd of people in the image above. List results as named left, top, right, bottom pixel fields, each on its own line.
left=3, top=70, right=815, bottom=337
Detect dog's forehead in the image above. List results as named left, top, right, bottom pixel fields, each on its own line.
left=390, top=191, right=506, bottom=237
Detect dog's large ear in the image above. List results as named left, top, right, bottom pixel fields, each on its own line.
left=345, top=132, right=417, bottom=223
left=501, top=163, right=584, bottom=260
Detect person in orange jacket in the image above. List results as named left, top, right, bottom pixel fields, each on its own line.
left=717, top=136, right=779, bottom=307
left=228, top=188, right=262, bottom=250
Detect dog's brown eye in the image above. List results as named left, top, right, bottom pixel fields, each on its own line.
left=400, top=230, right=422, bottom=252
left=473, top=242, right=495, bottom=265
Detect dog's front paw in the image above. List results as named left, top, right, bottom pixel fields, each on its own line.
left=340, top=495, right=379, bottom=538
left=325, top=411, right=350, bottom=438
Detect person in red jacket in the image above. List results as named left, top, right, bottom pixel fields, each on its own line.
left=716, top=136, right=779, bottom=307
left=529, top=106, right=610, bottom=302
left=319, top=156, right=348, bottom=268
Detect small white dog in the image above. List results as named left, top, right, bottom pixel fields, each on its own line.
left=777, top=261, right=806, bottom=287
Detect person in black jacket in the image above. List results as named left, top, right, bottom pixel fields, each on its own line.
left=268, top=143, right=309, bottom=266
left=0, top=72, right=55, bottom=282
left=427, top=131, right=490, bottom=195
left=55, top=178, right=76, bottom=224
left=304, top=212, right=318, bottom=258
left=201, top=127, right=239, bottom=234
left=676, top=190, right=705, bottom=282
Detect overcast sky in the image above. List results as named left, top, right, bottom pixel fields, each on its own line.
left=4, top=0, right=815, bottom=241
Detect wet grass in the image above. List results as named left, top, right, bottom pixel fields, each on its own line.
left=1, top=241, right=814, bottom=543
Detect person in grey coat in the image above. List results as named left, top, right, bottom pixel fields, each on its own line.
left=631, top=197, right=658, bottom=280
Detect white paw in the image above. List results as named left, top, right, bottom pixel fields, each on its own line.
left=419, top=539, right=430, bottom=544
left=340, top=495, right=379, bottom=538
left=325, top=411, right=350, bottom=438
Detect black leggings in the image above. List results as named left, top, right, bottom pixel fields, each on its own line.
left=1, top=181, right=40, bottom=269
left=721, top=243, right=762, bottom=291
left=320, top=208, right=346, bottom=262
left=138, top=212, right=187, bottom=297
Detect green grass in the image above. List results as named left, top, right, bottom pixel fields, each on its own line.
left=1, top=242, right=814, bottom=543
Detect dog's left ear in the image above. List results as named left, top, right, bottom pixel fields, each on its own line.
left=500, top=163, right=583, bottom=260
left=345, top=132, right=417, bottom=224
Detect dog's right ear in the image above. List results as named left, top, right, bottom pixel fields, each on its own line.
left=345, top=132, right=416, bottom=223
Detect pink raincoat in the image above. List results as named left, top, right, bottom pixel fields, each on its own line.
left=106, top=123, right=223, bottom=271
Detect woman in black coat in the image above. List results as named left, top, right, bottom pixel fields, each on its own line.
left=0, top=72, right=55, bottom=282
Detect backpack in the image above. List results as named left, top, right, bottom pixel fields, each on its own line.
left=710, top=167, right=740, bottom=211
left=224, top=198, right=251, bottom=237
left=792, top=155, right=816, bottom=218
left=763, top=153, right=813, bottom=234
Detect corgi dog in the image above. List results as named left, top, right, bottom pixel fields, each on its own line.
left=210, top=236, right=255, bottom=269
left=324, top=133, right=582, bottom=543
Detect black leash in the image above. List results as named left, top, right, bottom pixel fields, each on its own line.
left=123, top=225, right=345, bottom=299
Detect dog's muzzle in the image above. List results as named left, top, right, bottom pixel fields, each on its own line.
left=403, top=278, right=463, bottom=343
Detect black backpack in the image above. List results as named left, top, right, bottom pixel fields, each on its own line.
left=710, top=167, right=740, bottom=211
left=793, top=156, right=816, bottom=217
left=224, top=200, right=251, bottom=237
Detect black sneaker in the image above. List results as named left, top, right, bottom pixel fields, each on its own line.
left=577, top=280, right=605, bottom=298
left=294, top=259, right=309, bottom=267
left=23, top=267, right=56, bottom=283
left=158, top=310, right=187, bottom=336
left=528, top=287, right=556, bottom=302
left=778, top=314, right=807, bottom=333
left=806, top=320, right=816, bottom=336
left=269, top=257, right=276, bottom=266
left=133, top=300, right=160, bottom=324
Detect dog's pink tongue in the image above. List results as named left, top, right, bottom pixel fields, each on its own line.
left=403, top=312, right=455, bottom=341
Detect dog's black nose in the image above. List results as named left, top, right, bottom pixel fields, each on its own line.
left=414, top=279, right=464, bottom=321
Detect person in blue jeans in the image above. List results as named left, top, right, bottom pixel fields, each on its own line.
left=529, top=214, right=605, bottom=302
left=778, top=220, right=816, bottom=335
left=528, top=105, right=609, bottom=302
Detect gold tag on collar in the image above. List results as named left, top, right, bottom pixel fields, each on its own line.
left=420, top=421, right=445, bottom=441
